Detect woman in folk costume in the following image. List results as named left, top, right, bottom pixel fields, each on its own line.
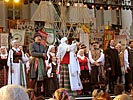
left=0, top=46, right=8, bottom=87
left=46, top=45, right=59, bottom=96
left=77, top=49, right=91, bottom=95
left=56, top=37, right=83, bottom=96
left=7, top=40, right=27, bottom=88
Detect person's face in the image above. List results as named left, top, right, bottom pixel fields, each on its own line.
left=130, top=41, right=133, bottom=48
left=65, top=40, right=68, bottom=44
left=34, top=36, right=42, bottom=43
left=115, top=45, right=121, bottom=52
left=50, top=47, right=55, bottom=53
left=110, top=40, right=115, bottom=47
left=19, top=46, right=23, bottom=51
left=79, top=49, right=84, bottom=56
left=93, top=43, right=98, bottom=48
left=0, top=48, right=6, bottom=54
left=14, top=42, right=20, bottom=48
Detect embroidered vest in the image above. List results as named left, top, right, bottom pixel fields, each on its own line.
left=91, top=49, right=101, bottom=61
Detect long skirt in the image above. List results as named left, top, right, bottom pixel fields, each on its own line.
left=0, top=67, right=8, bottom=88
left=59, top=64, right=77, bottom=96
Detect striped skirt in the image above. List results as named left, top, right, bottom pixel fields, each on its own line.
left=59, top=64, right=77, bottom=96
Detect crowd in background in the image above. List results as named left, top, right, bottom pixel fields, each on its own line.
left=0, top=31, right=133, bottom=100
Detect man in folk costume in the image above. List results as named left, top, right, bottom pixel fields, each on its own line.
left=0, top=46, right=8, bottom=87
left=89, top=41, right=104, bottom=89
left=56, top=37, right=83, bottom=96
left=124, top=40, right=133, bottom=92
left=29, top=32, right=47, bottom=96
left=104, top=39, right=121, bottom=93
left=7, top=40, right=27, bottom=88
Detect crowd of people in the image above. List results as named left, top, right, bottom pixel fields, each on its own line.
left=0, top=31, right=133, bottom=100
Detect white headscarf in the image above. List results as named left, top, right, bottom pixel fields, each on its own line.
left=61, top=37, right=67, bottom=44
left=11, top=40, right=18, bottom=46
left=57, top=37, right=68, bottom=60
left=0, top=84, right=29, bottom=100
left=77, top=49, right=85, bottom=60
left=0, top=46, right=8, bottom=57
left=47, top=45, right=55, bottom=57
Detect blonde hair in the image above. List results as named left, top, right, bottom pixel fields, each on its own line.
left=53, top=88, right=69, bottom=100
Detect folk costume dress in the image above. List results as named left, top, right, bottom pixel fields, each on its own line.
left=56, top=37, right=83, bottom=96
left=0, top=47, right=8, bottom=87
left=46, top=45, right=58, bottom=96
left=7, top=47, right=27, bottom=88
left=77, top=49, right=91, bottom=94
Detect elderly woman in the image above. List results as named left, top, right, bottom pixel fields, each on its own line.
left=7, top=39, right=27, bottom=88
left=0, top=46, right=8, bottom=87
left=77, top=49, right=91, bottom=95
left=56, top=37, right=82, bottom=96
left=0, top=84, right=29, bottom=100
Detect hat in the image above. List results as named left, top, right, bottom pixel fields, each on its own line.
left=79, top=43, right=86, bottom=49
left=33, top=32, right=42, bottom=39
left=91, top=40, right=98, bottom=45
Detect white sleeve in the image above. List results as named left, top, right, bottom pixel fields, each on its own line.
left=22, top=51, right=28, bottom=63
left=7, top=50, right=13, bottom=67
left=67, top=43, right=77, bottom=51
left=124, top=49, right=129, bottom=70
left=87, top=58, right=91, bottom=71
left=96, top=52, right=105, bottom=63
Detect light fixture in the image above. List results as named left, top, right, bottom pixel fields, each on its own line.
left=49, top=2, right=52, bottom=5
left=116, top=7, right=119, bottom=10
left=92, top=5, right=95, bottom=9
left=74, top=3, right=77, bottom=7
left=58, top=2, right=61, bottom=5
left=14, top=0, right=20, bottom=3
left=4, top=0, right=9, bottom=2
left=67, top=3, right=70, bottom=6
left=108, top=6, right=111, bottom=10
left=100, top=6, right=103, bottom=10
left=84, top=4, right=87, bottom=8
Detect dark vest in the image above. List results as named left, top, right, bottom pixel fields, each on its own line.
left=127, top=48, right=133, bottom=67
left=12, top=49, right=22, bottom=63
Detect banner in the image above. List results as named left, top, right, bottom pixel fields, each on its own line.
left=43, top=28, right=56, bottom=45
left=0, top=33, right=8, bottom=47
left=10, top=29, right=25, bottom=45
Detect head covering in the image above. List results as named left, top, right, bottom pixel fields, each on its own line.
left=0, top=84, right=29, bottom=100
left=61, top=37, right=68, bottom=44
left=0, top=46, right=8, bottom=56
left=77, top=49, right=85, bottom=60
left=47, top=45, right=55, bottom=55
left=91, top=40, right=98, bottom=45
left=11, top=39, right=18, bottom=46
left=33, top=32, right=42, bottom=39
left=79, top=43, right=86, bottom=49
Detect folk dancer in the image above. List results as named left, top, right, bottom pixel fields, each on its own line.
left=0, top=46, right=8, bottom=87
left=7, top=40, right=27, bottom=88
left=56, top=37, right=83, bottom=96
left=77, top=49, right=91, bottom=94
left=46, top=45, right=59, bottom=96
